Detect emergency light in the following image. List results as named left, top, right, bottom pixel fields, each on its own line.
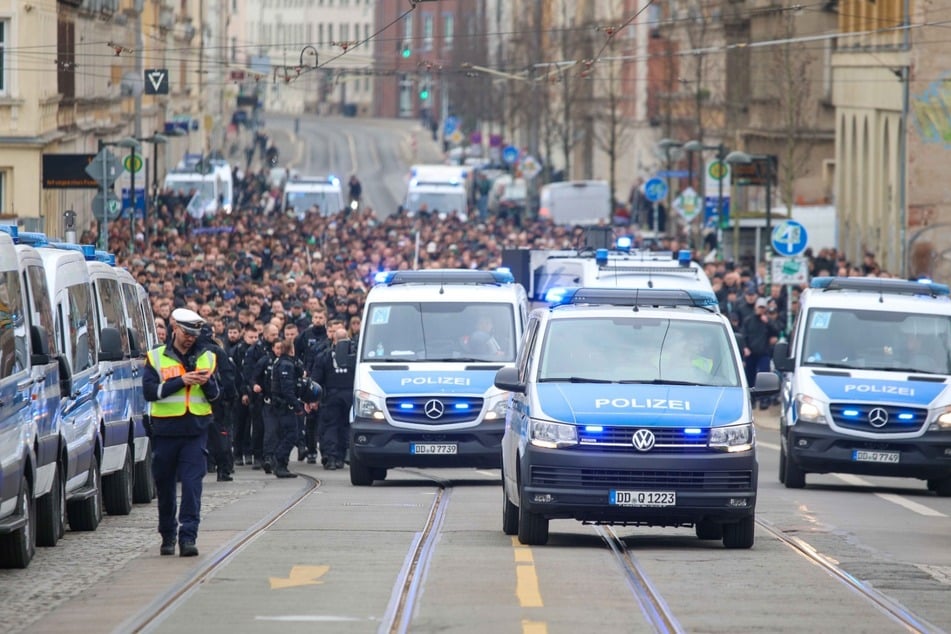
left=374, top=269, right=515, bottom=286
left=16, top=232, right=50, bottom=247
left=811, top=276, right=950, bottom=297
left=547, top=287, right=719, bottom=310
left=0, top=225, right=19, bottom=243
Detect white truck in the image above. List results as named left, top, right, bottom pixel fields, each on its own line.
left=282, top=175, right=345, bottom=218
left=538, top=180, right=611, bottom=225
left=403, top=164, right=471, bottom=221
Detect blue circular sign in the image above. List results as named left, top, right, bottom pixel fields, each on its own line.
left=643, top=177, right=668, bottom=203
left=502, top=145, right=519, bottom=165
left=771, top=219, right=809, bottom=256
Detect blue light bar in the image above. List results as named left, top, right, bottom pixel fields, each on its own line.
left=52, top=242, right=97, bottom=260
left=898, top=413, right=914, bottom=421
left=399, top=402, right=414, bottom=410
left=17, top=232, right=49, bottom=247
left=0, top=225, right=18, bottom=243
left=811, top=276, right=950, bottom=297
left=454, top=403, right=470, bottom=410
left=842, top=409, right=860, bottom=417
left=548, top=287, right=719, bottom=310
left=678, top=250, right=692, bottom=267
left=584, top=425, right=604, bottom=432
left=94, top=250, right=117, bottom=266
left=615, top=236, right=633, bottom=253
left=377, top=269, right=515, bottom=286
left=374, top=271, right=390, bottom=284
left=596, top=248, right=609, bottom=267
left=684, top=428, right=702, bottom=435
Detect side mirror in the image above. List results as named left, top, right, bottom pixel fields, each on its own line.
left=494, top=366, right=526, bottom=394
left=99, top=327, right=124, bottom=362
left=772, top=341, right=794, bottom=373
left=30, top=325, right=51, bottom=366
left=57, top=355, right=73, bottom=399
left=751, top=371, right=781, bottom=398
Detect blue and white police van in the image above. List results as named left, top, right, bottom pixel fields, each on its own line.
left=494, top=288, right=779, bottom=547
left=349, top=269, right=528, bottom=485
left=773, top=277, right=951, bottom=494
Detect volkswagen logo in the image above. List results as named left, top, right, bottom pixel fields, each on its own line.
left=868, top=407, right=889, bottom=428
left=424, top=399, right=445, bottom=420
left=631, top=429, right=656, bottom=452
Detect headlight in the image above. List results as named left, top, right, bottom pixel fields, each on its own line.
left=354, top=390, right=385, bottom=420
left=530, top=420, right=578, bottom=449
left=709, top=423, right=753, bottom=452
left=795, top=394, right=827, bottom=424
left=483, top=394, right=509, bottom=421
left=930, top=408, right=951, bottom=431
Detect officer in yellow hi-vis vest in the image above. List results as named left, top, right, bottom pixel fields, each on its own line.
left=143, top=308, right=221, bottom=558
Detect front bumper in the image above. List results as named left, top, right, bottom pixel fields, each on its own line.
left=787, top=422, right=951, bottom=479
left=518, top=446, right=757, bottom=526
left=350, top=417, right=504, bottom=469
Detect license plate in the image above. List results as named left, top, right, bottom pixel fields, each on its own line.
left=610, top=490, right=676, bottom=507
left=853, top=450, right=900, bottom=463
left=411, top=443, right=458, bottom=455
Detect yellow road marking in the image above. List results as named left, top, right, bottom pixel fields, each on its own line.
left=522, top=619, right=548, bottom=634
left=512, top=537, right=543, bottom=608
left=269, top=565, right=330, bottom=590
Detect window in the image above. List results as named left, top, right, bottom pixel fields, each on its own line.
left=340, top=23, right=349, bottom=41
left=318, top=24, right=324, bottom=46
left=121, top=284, right=147, bottom=356
left=63, top=283, right=97, bottom=373
left=422, top=14, right=433, bottom=51
left=26, top=267, right=57, bottom=358
left=443, top=15, right=454, bottom=49
left=94, top=278, right=130, bottom=356
left=0, top=171, right=5, bottom=214
left=0, top=20, right=6, bottom=93
left=0, top=270, right=25, bottom=378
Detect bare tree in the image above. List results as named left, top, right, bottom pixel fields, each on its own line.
left=591, top=57, right=636, bottom=207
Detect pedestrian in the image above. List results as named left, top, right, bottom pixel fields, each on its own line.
left=266, top=338, right=309, bottom=478
left=243, top=323, right=279, bottom=469
left=199, top=324, right=238, bottom=481
left=248, top=326, right=281, bottom=472
left=295, top=306, right=330, bottom=463
left=312, top=326, right=356, bottom=470
left=741, top=297, right=781, bottom=409
left=143, top=308, right=221, bottom=558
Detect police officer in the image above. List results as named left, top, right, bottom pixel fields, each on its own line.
left=199, top=325, right=238, bottom=481
left=312, top=326, right=356, bottom=470
left=243, top=323, right=279, bottom=469
left=267, top=338, right=308, bottom=478
left=295, top=307, right=330, bottom=463
left=249, top=328, right=281, bottom=472
left=232, top=324, right=257, bottom=465
left=143, top=308, right=221, bottom=557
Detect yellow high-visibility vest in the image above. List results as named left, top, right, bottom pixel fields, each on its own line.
left=147, top=345, right=217, bottom=417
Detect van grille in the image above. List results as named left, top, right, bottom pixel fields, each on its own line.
left=386, top=396, right=483, bottom=424
left=577, top=426, right=710, bottom=453
left=830, top=403, right=927, bottom=434
left=530, top=467, right=753, bottom=490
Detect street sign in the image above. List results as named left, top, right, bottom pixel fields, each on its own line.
left=655, top=170, right=690, bottom=179
left=144, top=68, right=169, bottom=95
left=121, top=188, right=147, bottom=217
left=85, top=149, right=123, bottom=188
left=123, top=154, right=143, bottom=174
left=673, top=187, right=701, bottom=221
left=43, top=153, right=98, bottom=189
left=449, top=129, right=464, bottom=145
left=92, top=192, right=122, bottom=221
left=520, top=155, right=542, bottom=179
left=771, top=219, right=809, bottom=256
left=502, top=145, right=519, bottom=165
left=704, top=159, right=731, bottom=195
left=444, top=115, right=458, bottom=136
left=771, top=256, right=810, bottom=285
left=643, top=177, right=668, bottom=203
left=703, top=196, right=731, bottom=229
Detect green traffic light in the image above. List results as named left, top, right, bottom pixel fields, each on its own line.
left=419, top=89, right=429, bottom=100
left=401, top=47, right=411, bottom=59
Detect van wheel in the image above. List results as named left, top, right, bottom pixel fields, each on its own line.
left=371, top=467, right=387, bottom=481
left=517, top=495, right=548, bottom=545
left=0, top=474, right=36, bottom=568
left=349, top=453, right=374, bottom=486
left=36, top=462, right=65, bottom=547
left=133, top=441, right=156, bottom=503
left=931, top=477, right=951, bottom=497
left=103, top=447, right=134, bottom=515
left=695, top=520, right=723, bottom=541
left=68, top=455, right=102, bottom=532
left=783, top=443, right=806, bottom=489
left=502, top=485, right=519, bottom=536
left=722, top=515, right=755, bottom=549
left=778, top=445, right=787, bottom=484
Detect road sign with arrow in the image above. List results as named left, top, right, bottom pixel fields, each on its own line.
left=85, top=149, right=123, bottom=189
left=144, top=68, right=169, bottom=95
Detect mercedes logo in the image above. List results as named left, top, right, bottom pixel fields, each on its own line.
left=631, top=429, right=656, bottom=452
left=868, top=407, right=889, bottom=428
left=424, top=399, right=445, bottom=419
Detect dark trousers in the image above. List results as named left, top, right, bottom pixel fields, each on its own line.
left=208, top=401, right=235, bottom=474
left=318, top=395, right=351, bottom=463
left=304, top=410, right=320, bottom=455
left=745, top=353, right=772, bottom=402
left=273, top=409, right=301, bottom=468
left=152, top=433, right=206, bottom=544
left=262, top=405, right=279, bottom=463
left=249, top=400, right=264, bottom=462
left=232, top=401, right=252, bottom=459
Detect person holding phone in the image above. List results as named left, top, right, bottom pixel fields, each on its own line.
left=143, top=308, right=221, bottom=558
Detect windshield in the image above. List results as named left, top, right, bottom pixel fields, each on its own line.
left=405, top=191, right=467, bottom=217
left=802, top=308, right=951, bottom=374
left=284, top=191, right=343, bottom=216
left=166, top=178, right=214, bottom=200
left=362, top=302, right=517, bottom=362
left=538, top=317, right=741, bottom=386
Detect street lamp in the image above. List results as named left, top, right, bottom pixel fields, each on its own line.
left=97, top=137, right=140, bottom=250
left=135, top=133, right=169, bottom=252
left=142, top=128, right=184, bottom=245
left=685, top=140, right=729, bottom=260
left=726, top=150, right=777, bottom=259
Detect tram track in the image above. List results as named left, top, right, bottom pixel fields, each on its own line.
left=117, top=473, right=321, bottom=634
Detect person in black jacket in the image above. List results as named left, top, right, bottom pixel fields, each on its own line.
left=230, top=324, right=257, bottom=465
left=199, top=325, right=238, bottom=481
left=741, top=297, right=781, bottom=409
left=267, top=338, right=305, bottom=478
left=243, top=323, right=279, bottom=469
left=295, top=307, right=330, bottom=463
left=312, top=326, right=356, bottom=470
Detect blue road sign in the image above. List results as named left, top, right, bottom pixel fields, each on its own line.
left=502, top=145, right=519, bottom=165
left=643, top=177, right=668, bottom=203
left=444, top=115, right=459, bottom=136
left=703, top=196, right=730, bottom=229
left=771, top=219, right=809, bottom=256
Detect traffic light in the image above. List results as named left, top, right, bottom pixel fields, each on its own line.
left=419, top=84, right=430, bottom=100
left=401, top=43, right=411, bottom=59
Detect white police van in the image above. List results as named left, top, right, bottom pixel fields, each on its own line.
left=494, top=288, right=779, bottom=547
left=350, top=269, right=528, bottom=485
left=773, top=277, right=951, bottom=494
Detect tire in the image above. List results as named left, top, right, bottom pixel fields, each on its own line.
left=722, top=515, right=755, bottom=549
left=932, top=477, right=951, bottom=497
left=133, top=441, right=156, bottom=503
left=371, top=467, right=387, bottom=482
left=502, top=485, right=519, bottom=536
left=103, top=446, right=134, bottom=515
left=36, top=461, right=65, bottom=547
left=927, top=479, right=938, bottom=492
left=517, top=496, right=548, bottom=545
left=695, top=519, right=723, bottom=541
left=349, top=453, right=374, bottom=486
left=0, top=474, right=36, bottom=568
left=778, top=445, right=787, bottom=484
left=68, top=455, right=102, bottom=532
left=783, top=443, right=806, bottom=489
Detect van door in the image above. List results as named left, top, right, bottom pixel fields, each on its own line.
left=0, top=265, right=32, bottom=518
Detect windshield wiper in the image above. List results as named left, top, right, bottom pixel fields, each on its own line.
left=420, top=357, right=486, bottom=363
left=539, top=376, right=614, bottom=383
left=618, top=379, right=706, bottom=386
left=806, top=361, right=854, bottom=369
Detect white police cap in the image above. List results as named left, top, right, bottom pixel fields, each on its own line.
left=171, top=307, right=205, bottom=335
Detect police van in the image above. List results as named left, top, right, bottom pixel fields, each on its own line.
left=494, top=288, right=779, bottom=547
left=349, top=269, right=528, bottom=485
left=773, top=277, right=951, bottom=494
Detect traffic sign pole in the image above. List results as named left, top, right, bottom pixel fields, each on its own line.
left=98, top=140, right=107, bottom=250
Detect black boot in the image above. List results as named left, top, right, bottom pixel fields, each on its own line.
left=274, top=464, right=298, bottom=478
left=161, top=536, right=176, bottom=556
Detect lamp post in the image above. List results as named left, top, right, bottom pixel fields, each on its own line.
left=135, top=133, right=169, bottom=253
left=726, top=151, right=777, bottom=259
left=97, top=137, right=140, bottom=251
left=656, top=138, right=684, bottom=238
left=684, top=140, right=729, bottom=260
